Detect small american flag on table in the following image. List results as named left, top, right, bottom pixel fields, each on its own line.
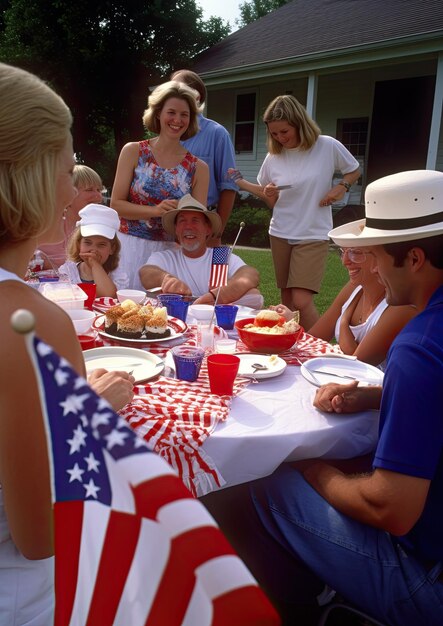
left=21, top=327, right=279, bottom=626
left=209, top=246, right=230, bottom=290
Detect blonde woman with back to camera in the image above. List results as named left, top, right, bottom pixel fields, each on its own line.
left=111, top=80, right=209, bottom=290
left=0, top=63, right=134, bottom=624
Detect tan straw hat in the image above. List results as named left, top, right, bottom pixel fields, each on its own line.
left=162, top=194, right=222, bottom=237
left=329, top=170, right=443, bottom=246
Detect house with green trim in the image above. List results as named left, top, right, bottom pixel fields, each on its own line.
left=192, top=0, right=443, bottom=206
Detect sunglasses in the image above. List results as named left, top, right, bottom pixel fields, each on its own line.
left=338, top=248, right=367, bottom=264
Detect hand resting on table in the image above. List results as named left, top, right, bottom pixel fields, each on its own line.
left=88, top=368, right=135, bottom=411
left=313, top=381, right=382, bottom=414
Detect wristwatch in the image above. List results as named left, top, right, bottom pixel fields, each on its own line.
left=338, top=180, right=352, bottom=191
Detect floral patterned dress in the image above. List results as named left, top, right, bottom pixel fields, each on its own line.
left=119, top=139, right=198, bottom=241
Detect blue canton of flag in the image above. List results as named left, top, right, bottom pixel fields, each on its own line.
left=209, top=246, right=230, bottom=290
left=28, top=335, right=279, bottom=626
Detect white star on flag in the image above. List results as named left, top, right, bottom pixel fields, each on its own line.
left=67, top=463, right=84, bottom=483
left=84, top=452, right=100, bottom=472
left=60, top=393, right=89, bottom=416
left=83, top=478, right=100, bottom=499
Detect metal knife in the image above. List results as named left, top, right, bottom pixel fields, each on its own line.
left=311, top=369, right=381, bottom=384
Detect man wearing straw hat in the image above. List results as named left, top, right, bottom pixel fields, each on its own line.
left=139, top=194, right=263, bottom=308
left=202, top=170, right=443, bottom=625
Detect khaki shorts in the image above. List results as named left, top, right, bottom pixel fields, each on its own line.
left=269, top=236, right=329, bottom=293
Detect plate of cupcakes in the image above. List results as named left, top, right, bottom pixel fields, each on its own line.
left=92, top=298, right=188, bottom=347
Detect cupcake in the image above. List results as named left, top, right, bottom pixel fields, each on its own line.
left=115, top=312, right=145, bottom=339
left=104, top=303, right=126, bottom=335
left=144, top=306, right=171, bottom=340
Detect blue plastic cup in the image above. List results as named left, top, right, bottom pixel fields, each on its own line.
left=157, top=294, right=189, bottom=321
left=171, top=346, right=205, bottom=382
left=157, top=293, right=182, bottom=307
left=215, top=305, right=239, bottom=330
left=166, top=298, right=190, bottom=322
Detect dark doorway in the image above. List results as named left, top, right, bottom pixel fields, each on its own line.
left=366, top=75, right=435, bottom=185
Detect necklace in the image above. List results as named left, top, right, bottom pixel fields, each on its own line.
left=358, top=292, right=384, bottom=324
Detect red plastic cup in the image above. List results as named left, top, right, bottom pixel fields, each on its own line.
left=207, top=354, right=240, bottom=396
left=78, top=334, right=96, bottom=350
left=77, top=283, right=97, bottom=310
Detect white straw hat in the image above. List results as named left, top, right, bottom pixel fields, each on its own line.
left=162, top=194, right=222, bottom=237
left=77, top=204, right=120, bottom=240
left=329, top=170, right=443, bottom=246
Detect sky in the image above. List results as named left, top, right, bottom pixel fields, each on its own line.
left=199, top=0, right=242, bottom=30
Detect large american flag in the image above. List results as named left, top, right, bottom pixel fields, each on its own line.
left=24, top=332, right=280, bottom=626
left=209, top=246, right=230, bottom=290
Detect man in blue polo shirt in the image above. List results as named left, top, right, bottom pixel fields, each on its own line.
left=171, top=69, right=237, bottom=246
left=202, top=170, right=443, bottom=625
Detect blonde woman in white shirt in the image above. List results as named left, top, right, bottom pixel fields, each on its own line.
left=230, top=94, right=360, bottom=330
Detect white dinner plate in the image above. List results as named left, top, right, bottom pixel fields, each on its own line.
left=84, top=346, right=164, bottom=384
left=301, top=356, right=384, bottom=387
left=92, top=314, right=187, bottom=347
left=235, top=305, right=259, bottom=321
left=236, top=353, right=287, bottom=379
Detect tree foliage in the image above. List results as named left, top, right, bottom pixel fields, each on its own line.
left=0, top=0, right=229, bottom=182
left=237, top=0, right=290, bottom=28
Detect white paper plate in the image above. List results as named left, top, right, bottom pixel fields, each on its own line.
left=92, top=314, right=187, bottom=347
left=235, top=305, right=258, bottom=321
left=84, top=346, right=164, bottom=384
left=301, top=356, right=384, bottom=387
left=237, top=353, right=287, bottom=379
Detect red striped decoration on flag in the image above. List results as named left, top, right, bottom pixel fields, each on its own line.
left=209, top=246, right=230, bottom=289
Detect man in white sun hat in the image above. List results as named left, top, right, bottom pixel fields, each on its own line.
left=201, top=170, right=443, bottom=625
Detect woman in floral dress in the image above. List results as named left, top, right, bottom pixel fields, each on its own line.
left=111, top=81, right=209, bottom=290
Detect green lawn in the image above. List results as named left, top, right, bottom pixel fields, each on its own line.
left=235, top=247, right=348, bottom=315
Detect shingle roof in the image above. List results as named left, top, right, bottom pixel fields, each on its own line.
left=193, top=0, right=443, bottom=73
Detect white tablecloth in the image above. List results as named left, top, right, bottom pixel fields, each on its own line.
left=203, top=366, right=379, bottom=490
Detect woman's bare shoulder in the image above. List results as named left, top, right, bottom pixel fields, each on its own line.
left=118, top=141, right=141, bottom=161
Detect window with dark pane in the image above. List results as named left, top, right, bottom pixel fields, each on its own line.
left=337, top=118, right=368, bottom=159
left=235, top=93, right=256, bottom=153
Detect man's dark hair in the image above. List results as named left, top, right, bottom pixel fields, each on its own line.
left=383, top=234, right=443, bottom=268
left=170, top=69, right=206, bottom=105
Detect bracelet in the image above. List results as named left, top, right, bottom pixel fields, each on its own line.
left=209, top=289, right=217, bottom=301
left=338, top=180, right=352, bottom=191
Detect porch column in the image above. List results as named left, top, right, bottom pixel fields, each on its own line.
left=427, top=52, right=443, bottom=169
left=306, top=74, right=318, bottom=119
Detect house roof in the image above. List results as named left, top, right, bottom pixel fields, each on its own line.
left=193, top=0, right=443, bottom=75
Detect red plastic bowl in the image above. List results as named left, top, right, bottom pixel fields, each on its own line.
left=235, top=318, right=304, bottom=354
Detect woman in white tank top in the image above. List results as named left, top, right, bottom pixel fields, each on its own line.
left=271, top=246, right=417, bottom=368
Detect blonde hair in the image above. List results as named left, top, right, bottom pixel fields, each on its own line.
left=66, top=227, right=121, bottom=273
left=142, top=81, right=200, bottom=140
left=263, top=95, right=320, bottom=154
left=0, top=63, right=72, bottom=244
left=73, top=164, right=103, bottom=191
